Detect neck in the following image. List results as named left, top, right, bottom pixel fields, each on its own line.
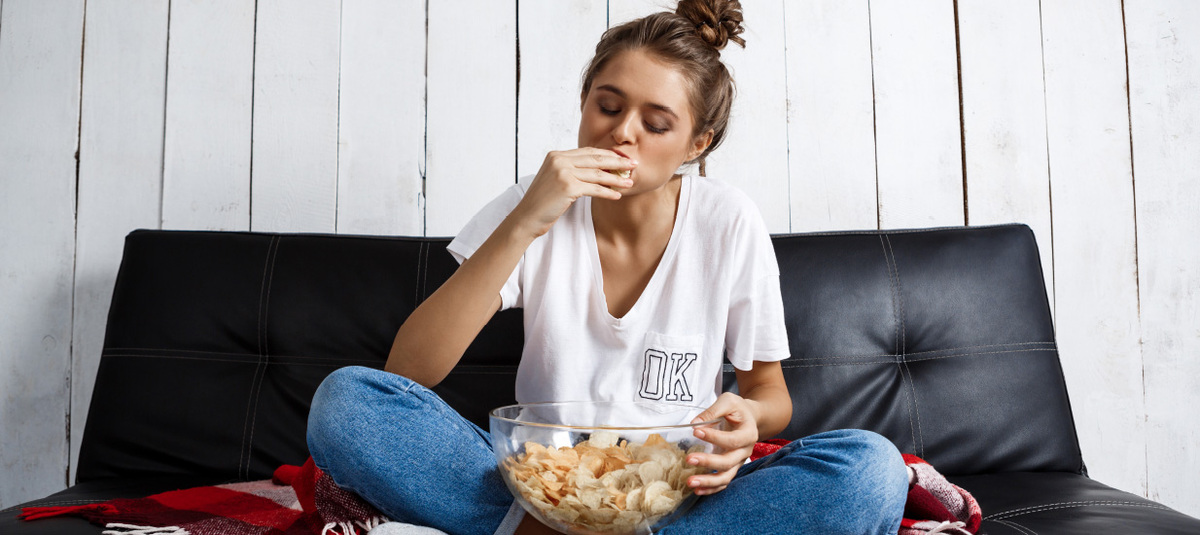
left=592, top=174, right=683, bottom=244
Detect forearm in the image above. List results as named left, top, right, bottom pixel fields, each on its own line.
left=741, top=382, right=793, bottom=440
left=384, top=215, right=534, bottom=386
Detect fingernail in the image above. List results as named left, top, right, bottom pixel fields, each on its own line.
left=629, top=159, right=638, bottom=166
left=688, top=457, right=700, bottom=465
left=623, top=179, right=634, bottom=186
left=694, top=429, right=705, bottom=439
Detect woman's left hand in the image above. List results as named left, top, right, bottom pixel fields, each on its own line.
left=684, top=392, right=760, bottom=496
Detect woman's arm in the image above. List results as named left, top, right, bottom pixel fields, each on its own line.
left=384, top=216, right=532, bottom=386
left=735, top=360, right=792, bottom=439
left=384, top=148, right=637, bottom=387
left=684, top=361, right=791, bottom=495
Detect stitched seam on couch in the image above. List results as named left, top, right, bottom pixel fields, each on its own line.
left=986, top=500, right=1174, bottom=520
left=771, top=348, right=1061, bottom=370
left=880, top=235, right=919, bottom=457
left=240, top=236, right=279, bottom=480
left=1, top=499, right=105, bottom=513
left=991, top=518, right=1038, bottom=535
left=98, top=354, right=381, bottom=367
left=758, top=341, right=1059, bottom=362
left=103, top=347, right=390, bottom=361
left=887, top=234, right=925, bottom=458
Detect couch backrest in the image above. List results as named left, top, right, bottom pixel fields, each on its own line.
left=758, top=225, right=1083, bottom=476
left=77, top=224, right=1083, bottom=483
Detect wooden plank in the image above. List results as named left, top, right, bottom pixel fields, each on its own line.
left=516, top=0, right=606, bottom=178
left=0, top=0, right=84, bottom=509
left=336, top=0, right=424, bottom=236
left=1041, top=0, right=1145, bottom=498
left=424, top=0, right=515, bottom=236
left=70, top=0, right=169, bottom=482
left=161, top=0, right=255, bottom=231
left=704, top=0, right=790, bottom=233
left=608, top=0, right=662, bottom=29
left=958, top=0, right=1054, bottom=305
left=250, top=0, right=340, bottom=233
left=785, top=0, right=877, bottom=232
left=870, top=0, right=963, bottom=228
left=1126, top=0, right=1200, bottom=517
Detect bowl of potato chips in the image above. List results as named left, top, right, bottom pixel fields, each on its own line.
left=489, top=401, right=723, bottom=535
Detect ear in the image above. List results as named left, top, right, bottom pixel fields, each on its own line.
left=686, top=130, right=714, bottom=162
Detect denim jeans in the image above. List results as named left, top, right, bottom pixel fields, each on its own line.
left=307, top=366, right=908, bottom=535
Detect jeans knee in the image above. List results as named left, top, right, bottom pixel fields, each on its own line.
left=307, top=366, right=379, bottom=459
left=846, top=430, right=908, bottom=530
left=801, top=429, right=908, bottom=533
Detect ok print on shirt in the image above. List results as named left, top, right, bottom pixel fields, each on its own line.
left=639, top=349, right=697, bottom=402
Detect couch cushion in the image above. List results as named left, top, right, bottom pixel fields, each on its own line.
left=949, top=472, right=1200, bottom=534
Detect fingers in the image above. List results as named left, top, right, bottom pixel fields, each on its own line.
left=586, top=182, right=623, bottom=201
left=692, top=422, right=755, bottom=452
left=687, top=466, right=736, bottom=496
left=565, top=147, right=639, bottom=172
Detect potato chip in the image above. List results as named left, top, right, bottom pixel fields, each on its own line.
left=501, top=432, right=706, bottom=532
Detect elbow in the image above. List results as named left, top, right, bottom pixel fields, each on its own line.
left=384, top=344, right=446, bottom=389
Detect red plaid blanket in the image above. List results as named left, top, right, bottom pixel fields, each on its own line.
left=23, top=446, right=980, bottom=534
left=19, top=457, right=386, bottom=535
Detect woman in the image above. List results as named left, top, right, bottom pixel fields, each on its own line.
left=307, top=1, right=908, bottom=533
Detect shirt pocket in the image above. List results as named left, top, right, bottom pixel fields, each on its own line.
left=637, top=332, right=705, bottom=404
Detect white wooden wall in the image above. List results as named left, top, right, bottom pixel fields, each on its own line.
left=0, top=0, right=1197, bottom=516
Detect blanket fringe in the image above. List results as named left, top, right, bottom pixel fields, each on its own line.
left=356, top=516, right=388, bottom=531
left=926, top=520, right=969, bottom=534
left=321, top=515, right=389, bottom=535
left=102, top=523, right=188, bottom=535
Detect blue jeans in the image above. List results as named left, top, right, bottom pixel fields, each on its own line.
left=307, top=366, right=908, bottom=535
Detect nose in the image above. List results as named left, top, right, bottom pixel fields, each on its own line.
left=611, top=112, right=636, bottom=145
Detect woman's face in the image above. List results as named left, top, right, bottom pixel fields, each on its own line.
left=578, top=49, right=711, bottom=196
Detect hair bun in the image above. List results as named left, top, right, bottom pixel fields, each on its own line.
left=676, top=0, right=746, bottom=50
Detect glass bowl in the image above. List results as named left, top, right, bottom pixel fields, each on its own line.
left=489, top=401, right=724, bottom=535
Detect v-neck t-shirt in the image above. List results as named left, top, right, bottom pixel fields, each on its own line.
left=447, top=174, right=789, bottom=425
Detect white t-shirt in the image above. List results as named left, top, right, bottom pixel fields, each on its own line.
left=447, top=174, right=789, bottom=425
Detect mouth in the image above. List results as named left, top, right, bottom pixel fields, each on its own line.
left=610, top=148, right=630, bottom=159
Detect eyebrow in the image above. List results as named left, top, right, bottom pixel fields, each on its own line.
left=595, top=84, right=680, bottom=120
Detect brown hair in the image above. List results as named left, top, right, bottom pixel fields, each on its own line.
left=580, top=0, right=746, bottom=167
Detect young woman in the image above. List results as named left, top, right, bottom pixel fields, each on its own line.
left=307, top=1, right=908, bottom=533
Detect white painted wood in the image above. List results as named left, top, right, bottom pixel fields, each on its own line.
left=870, top=0, right=964, bottom=228
left=958, top=0, right=1053, bottom=307
left=516, top=0, right=606, bottom=178
left=1126, top=0, right=1200, bottom=517
left=336, top=0, right=425, bottom=236
left=0, top=0, right=84, bottom=509
left=608, top=0, right=665, bottom=29
left=70, top=0, right=169, bottom=483
left=424, top=0, right=516, bottom=236
left=784, top=0, right=877, bottom=232
left=704, top=0, right=790, bottom=233
left=1041, top=0, right=1145, bottom=498
left=161, top=0, right=255, bottom=231
left=250, top=0, right=341, bottom=233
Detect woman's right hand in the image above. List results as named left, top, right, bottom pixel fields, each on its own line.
left=509, top=148, right=637, bottom=238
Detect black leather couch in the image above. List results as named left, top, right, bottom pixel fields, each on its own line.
left=4, top=224, right=1198, bottom=534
